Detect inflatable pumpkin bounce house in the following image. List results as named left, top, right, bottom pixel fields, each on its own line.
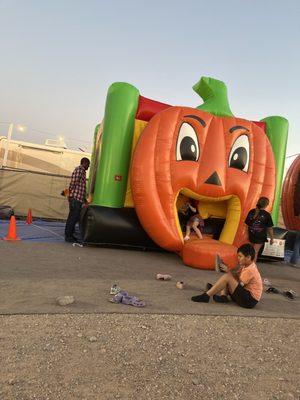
left=81, top=77, right=288, bottom=270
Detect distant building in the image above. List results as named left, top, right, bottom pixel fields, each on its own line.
left=0, top=137, right=91, bottom=220
left=0, top=136, right=91, bottom=176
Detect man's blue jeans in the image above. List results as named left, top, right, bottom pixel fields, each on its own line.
left=290, top=231, right=300, bottom=265
left=65, top=198, right=83, bottom=239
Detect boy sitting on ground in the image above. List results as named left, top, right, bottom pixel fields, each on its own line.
left=191, top=243, right=263, bottom=309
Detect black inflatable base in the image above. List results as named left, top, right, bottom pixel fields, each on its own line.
left=80, top=206, right=297, bottom=260
left=80, top=205, right=161, bottom=250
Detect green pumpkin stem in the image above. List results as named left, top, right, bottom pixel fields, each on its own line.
left=193, top=77, right=234, bottom=117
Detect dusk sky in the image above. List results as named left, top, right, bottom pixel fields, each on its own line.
left=0, top=0, right=299, bottom=165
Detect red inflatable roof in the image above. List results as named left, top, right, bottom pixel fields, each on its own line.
left=136, top=96, right=171, bottom=121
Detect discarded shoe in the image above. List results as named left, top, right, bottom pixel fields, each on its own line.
left=110, top=283, right=121, bottom=295
left=110, top=291, right=145, bottom=307
left=156, top=274, right=172, bottom=281
left=109, top=291, right=128, bottom=303
left=176, top=281, right=184, bottom=289
left=121, top=295, right=146, bottom=307
left=283, top=290, right=296, bottom=300
left=266, top=286, right=280, bottom=294
left=265, top=286, right=296, bottom=300
left=263, top=278, right=272, bottom=287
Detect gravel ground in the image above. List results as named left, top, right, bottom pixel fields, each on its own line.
left=0, top=314, right=299, bottom=400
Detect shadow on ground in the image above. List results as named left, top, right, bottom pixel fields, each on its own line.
left=0, top=242, right=299, bottom=318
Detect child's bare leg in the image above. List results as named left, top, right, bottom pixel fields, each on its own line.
left=192, top=222, right=203, bottom=239
left=184, top=225, right=191, bottom=240
left=207, top=272, right=239, bottom=296
left=192, top=272, right=238, bottom=303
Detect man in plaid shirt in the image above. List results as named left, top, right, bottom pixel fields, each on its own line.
left=65, top=157, right=90, bottom=242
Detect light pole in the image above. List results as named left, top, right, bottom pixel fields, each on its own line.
left=0, top=123, right=27, bottom=168
left=1, top=123, right=14, bottom=168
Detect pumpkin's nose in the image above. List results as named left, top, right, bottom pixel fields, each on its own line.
left=205, top=171, right=222, bottom=186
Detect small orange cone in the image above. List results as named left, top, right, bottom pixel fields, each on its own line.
left=26, top=208, right=33, bottom=224
left=3, top=216, right=21, bottom=241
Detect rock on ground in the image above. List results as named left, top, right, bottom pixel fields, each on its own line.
left=56, top=296, right=75, bottom=306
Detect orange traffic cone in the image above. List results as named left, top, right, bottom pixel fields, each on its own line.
left=3, top=216, right=21, bottom=241
left=26, top=208, right=33, bottom=224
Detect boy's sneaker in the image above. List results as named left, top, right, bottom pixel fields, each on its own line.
left=263, top=278, right=272, bottom=287
left=110, top=284, right=121, bottom=295
left=213, top=294, right=230, bottom=303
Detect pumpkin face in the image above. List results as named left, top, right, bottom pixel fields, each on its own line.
left=131, top=107, right=276, bottom=269
left=281, top=155, right=300, bottom=230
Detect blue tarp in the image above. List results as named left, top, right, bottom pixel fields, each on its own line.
left=0, top=219, right=296, bottom=260
left=0, top=219, right=66, bottom=242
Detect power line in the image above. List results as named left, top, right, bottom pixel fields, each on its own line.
left=0, top=123, right=93, bottom=146
left=29, top=128, right=92, bottom=144
left=286, top=153, right=299, bottom=158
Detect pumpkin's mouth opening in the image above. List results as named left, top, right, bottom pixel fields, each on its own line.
left=176, top=189, right=241, bottom=245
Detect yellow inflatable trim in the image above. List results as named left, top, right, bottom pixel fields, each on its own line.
left=175, top=189, right=241, bottom=245
left=124, top=119, right=148, bottom=208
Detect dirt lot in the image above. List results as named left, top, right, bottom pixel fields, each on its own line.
left=0, top=242, right=299, bottom=318
left=0, top=242, right=299, bottom=399
left=0, top=314, right=299, bottom=400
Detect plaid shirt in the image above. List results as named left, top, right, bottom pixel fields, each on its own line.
left=69, top=165, right=86, bottom=203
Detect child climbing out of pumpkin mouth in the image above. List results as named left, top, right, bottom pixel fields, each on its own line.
left=183, top=200, right=204, bottom=241
left=245, top=197, right=274, bottom=262
left=191, top=243, right=263, bottom=309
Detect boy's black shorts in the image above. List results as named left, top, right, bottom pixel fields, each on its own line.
left=230, top=284, right=258, bottom=309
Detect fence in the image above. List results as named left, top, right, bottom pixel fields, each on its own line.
left=0, top=167, right=71, bottom=220
left=0, top=166, right=287, bottom=226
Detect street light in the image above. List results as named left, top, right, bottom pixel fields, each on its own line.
left=16, top=124, right=26, bottom=133
left=1, top=123, right=26, bottom=168
left=58, top=135, right=67, bottom=148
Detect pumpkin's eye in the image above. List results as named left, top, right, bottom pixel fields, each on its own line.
left=228, top=134, right=250, bottom=172
left=176, top=123, right=200, bottom=161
